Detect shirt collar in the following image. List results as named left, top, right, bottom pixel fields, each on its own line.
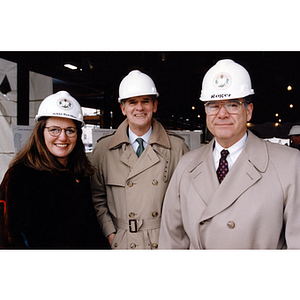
left=214, top=132, right=248, bottom=170
left=128, top=126, right=152, bottom=145
left=215, top=133, right=247, bottom=155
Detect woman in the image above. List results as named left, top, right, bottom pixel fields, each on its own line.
left=0, top=91, right=110, bottom=249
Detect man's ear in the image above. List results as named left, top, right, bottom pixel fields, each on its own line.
left=120, top=103, right=126, bottom=116
left=246, top=103, right=253, bottom=122
left=153, top=99, right=158, bottom=113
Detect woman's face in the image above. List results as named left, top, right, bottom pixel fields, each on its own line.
left=43, top=117, right=77, bottom=166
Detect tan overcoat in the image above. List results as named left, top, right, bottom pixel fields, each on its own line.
left=90, top=119, right=189, bottom=249
left=159, top=130, right=300, bottom=249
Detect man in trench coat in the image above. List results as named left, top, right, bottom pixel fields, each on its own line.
left=90, top=70, right=189, bottom=249
left=158, top=59, right=300, bottom=249
left=288, top=125, right=300, bottom=150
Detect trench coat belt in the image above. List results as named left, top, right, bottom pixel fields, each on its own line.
left=112, top=215, right=161, bottom=232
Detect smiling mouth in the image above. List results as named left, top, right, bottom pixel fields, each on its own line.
left=215, top=123, right=232, bottom=126
left=55, top=144, right=69, bottom=148
left=135, top=113, right=146, bottom=117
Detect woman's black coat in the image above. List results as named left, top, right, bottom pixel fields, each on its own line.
left=0, top=163, right=110, bottom=249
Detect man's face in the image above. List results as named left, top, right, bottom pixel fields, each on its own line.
left=120, top=95, right=158, bottom=135
left=206, top=99, right=253, bottom=148
left=290, top=135, right=300, bottom=147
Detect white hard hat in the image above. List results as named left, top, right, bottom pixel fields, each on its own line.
left=200, top=59, right=254, bottom=102
left=288, top=125, right=300, bottom=136
left=118, top=70, right=159, bottom=102
left=35, top=91, right=84, bottom=126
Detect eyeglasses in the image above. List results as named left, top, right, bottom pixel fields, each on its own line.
left=204, top=99, right=247, bottom=115
left=45, top=126, right=77, bottom=138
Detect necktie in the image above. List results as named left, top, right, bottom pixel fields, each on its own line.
left=217, top=149, right=229, bottom=183
left=136, top=138, right=144, bottom=157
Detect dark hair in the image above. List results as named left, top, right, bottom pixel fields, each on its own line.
left=10, top=117, right=94, bottom=177
left=120, top=95, right=157, bottom=106
left=244, top=95, right=254, bottom=104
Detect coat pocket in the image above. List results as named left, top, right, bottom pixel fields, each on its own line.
left=111, top=229, right=126, bottom=249
left=106, top=170, right=126, bottom=188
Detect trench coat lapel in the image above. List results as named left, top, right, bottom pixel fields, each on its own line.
left=190, top=131, right=267, bottom=222
left=199, top=152, right=262, bottom=222
left=119, top=143, right=138, bottom=169
left=127, top=146, right=160, bottom=179
left=189, top=148, right=219, bottom=205
left=113, top=118, right=169, bottom=180
left=118, top=143, right=160, bottom=179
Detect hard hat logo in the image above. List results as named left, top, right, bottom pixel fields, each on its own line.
left=214, top=73, right=231, bottom=90
left=58, top=98, right=73, bottom=110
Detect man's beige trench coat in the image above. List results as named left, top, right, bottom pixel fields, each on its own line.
left=90, top=119, right=189, bottom=249
left=159, top=130, right=300, bottom=249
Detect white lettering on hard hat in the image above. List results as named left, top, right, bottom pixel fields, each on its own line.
left=57, top=98, right=73, bottom=110
left=211, top=94, right=232, bottom=99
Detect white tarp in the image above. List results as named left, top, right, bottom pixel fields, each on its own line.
left=0, top=58, right=17, bottom=182
left=29, top=71, right=53, bottom=125
left=0, top=57, right=53, bottom=182
left=264, top=137, right=290, bottom=146
left=12, top=125, right=34, bottom=153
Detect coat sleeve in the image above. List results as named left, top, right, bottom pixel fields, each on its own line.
left=280, top=148, right=300, bottom=248
left=158, top=158, right=190, bottom=249
left=90, top=143, right=116, bottom=238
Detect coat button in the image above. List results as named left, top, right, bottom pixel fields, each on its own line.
left=130, top=243, right=136, bottom=249
left=152, top=179, right=158, bottom=186
left=227, top=221, right=235, bottom=229
left=151, top=243, right=158, bottom=249
left=127, top=181, right=133, bottom=187
left=129, top=212, right=135, bottom=218
left=114, top=243, right=118, bottom=248
left=152, top=211, right=159, bottom=218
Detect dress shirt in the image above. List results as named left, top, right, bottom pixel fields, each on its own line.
left=128, top=126, right=152, bottom=152
left=213, top=132, right=248, bottom=171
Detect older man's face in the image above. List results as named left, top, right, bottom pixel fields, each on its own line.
left=206, top=100, right=253, bottom=148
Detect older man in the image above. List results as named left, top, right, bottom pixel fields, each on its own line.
left=159, top=59, right=300, bottom=249
left=90, top=70, right=189, bottom=249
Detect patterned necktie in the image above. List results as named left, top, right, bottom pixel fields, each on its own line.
left=217, top=149, right=229, bottom=183
left=136, top=138, right=144, bottom=157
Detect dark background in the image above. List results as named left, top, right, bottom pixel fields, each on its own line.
left=1, top=51, right=299, bottom=139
